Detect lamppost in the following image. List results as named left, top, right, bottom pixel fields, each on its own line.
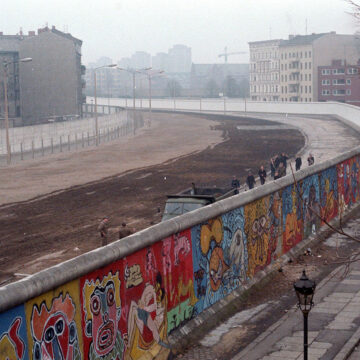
left=294, top=270, right=316, bottom=360
left=138, top=69, right=164, bottom=127
left=93, top=64, right=117, bottom=146
left=2, top=57, right=32, bottom=164
left=117, top=67, right=152, bottom=111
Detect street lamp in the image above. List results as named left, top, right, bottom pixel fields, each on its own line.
left=2, top=57, right=32, bottom=164
left=294, top=270, right=316, bottom=360
left=138, top=69, right=164, bottom=127
left=117, top=67, right=152, bottom=111
left=93, top=64, right=117, bottom=146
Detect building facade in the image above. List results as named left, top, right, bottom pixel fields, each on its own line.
left=249, top=32, right=360, bottom=103
left=248, top=39, right=281, bottom=101
left=19, top=27, right=84, bottom=124
left=0, top=34, right=24, bottom=123
left=0, top=27, right=84, bottom=125
left=318, top=60, right=360, bottom=105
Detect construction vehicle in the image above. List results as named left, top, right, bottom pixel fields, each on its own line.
left=161, top=184, right=238, bottom=222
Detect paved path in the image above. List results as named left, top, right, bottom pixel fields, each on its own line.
left=231, top=221, right=360, bottom=360
left=232, top=113, right=360, bottom=165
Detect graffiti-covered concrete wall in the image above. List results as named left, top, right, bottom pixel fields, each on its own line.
left=0, top=148, right=359, bottom=360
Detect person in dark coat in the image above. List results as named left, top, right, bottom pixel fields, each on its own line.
left=258, top=166, right=267, bottom=185
left=279, top=152, right=289, bottom=169
left=231, top=175, right=240, bottom=194
left=278, top=162, right=286, bottom=178
left=307, top=153, right=315, bottom=166
left=274, top=155, right=280, bottom=169
left=295, top=156, right=302, bottom=171
left=246, top=171, right=256, bottom=189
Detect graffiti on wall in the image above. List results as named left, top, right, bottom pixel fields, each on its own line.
left=282, top=184, right=303, bottom=254
left=25, top=280, right=83, bottom=360
left=320, top=166, right=338, bottom=224
left=302, top=175, right=321, bottom=238
left=0, top=306, right=28, bottom=360
left=82, top=271, right=125, bottom=360
left=2, top=155, right=360, bottom=360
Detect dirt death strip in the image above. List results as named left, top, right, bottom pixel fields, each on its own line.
left=0, top=113, right=304, bottom=283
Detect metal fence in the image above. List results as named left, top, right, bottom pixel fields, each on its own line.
left=0, top=108, right=144, bottom=166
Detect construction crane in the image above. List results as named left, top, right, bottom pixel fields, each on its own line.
left=218, top=47, right=247, bottom=63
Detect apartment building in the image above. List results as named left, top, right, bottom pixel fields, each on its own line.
left=249, top=39, right=281, bottom=101
left=250, top=32, right=360, bottom=103
left=318, top=60, right=360, bottom=105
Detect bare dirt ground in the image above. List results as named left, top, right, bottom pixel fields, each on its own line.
left=0, top=113, right=304, bottom=284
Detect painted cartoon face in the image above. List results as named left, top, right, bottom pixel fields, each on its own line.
left=33, top=312, right=73, bottom=360
left=90, top=281, right=117, bottom=356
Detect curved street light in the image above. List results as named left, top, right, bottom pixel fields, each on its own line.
left=93, top=64, right=117, bottom=146
left=3, top=57, right=32, bottom=164
left=294, top=270, right=316, bottom=360
left=137, top=69, right=164, bottom=127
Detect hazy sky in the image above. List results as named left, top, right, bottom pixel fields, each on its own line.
left=1, top=0, right=358, bottom=65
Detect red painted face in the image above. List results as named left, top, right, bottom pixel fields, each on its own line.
left=90, top=281, right=118, bottom=356
left=41, top=313, right=70, bottom=360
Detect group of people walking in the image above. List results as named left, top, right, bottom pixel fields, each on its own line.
left=231, top=152, right=315, bottom=192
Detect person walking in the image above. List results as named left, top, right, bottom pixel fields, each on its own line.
left=98, top=216, right=109, bottom=246
left=258, top=166, right=267, bottom=185
left=246, top=171, right=256, bottom=189
left=231, top=175, right=240, bottom=194
left=307, top=153, right=315, bottom=166
left=295, top=156, right=302, bottom=171
left=119, top=222, right=133, bottom=239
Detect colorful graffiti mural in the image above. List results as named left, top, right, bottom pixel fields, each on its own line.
left=1, top=156, right=359, bottom=360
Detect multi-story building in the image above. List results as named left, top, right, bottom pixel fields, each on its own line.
left=168, top=44, right=192, bottom=73
left=248, top=39, right=281, bottom=101
left=318, top=60, right=360, bottom=105
left=19, top=26, right=84, bottom=124
left=131, top=51, right=151, bottom=69
left=250, top=32, right=360, bottom=103
left=0, top=33, right=27, bottom=123
left=151, top=52, right=169, bottom=72
left=0, top=27, right=84, bottom=125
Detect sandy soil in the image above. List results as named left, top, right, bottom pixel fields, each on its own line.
left=0, top=113, right=305, bottom=284
left=0, top=113, right=222, bottom=205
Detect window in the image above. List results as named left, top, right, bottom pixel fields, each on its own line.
left=309, top=51, right=312, bottom=57
left=301, top=85, right=303, bottom=93
left=346, top=79, right=351, bottom=85
left=285, top=75, right=287, bottom=81
left=281, top=54, right=283, bottom=60
left=347, top=67, right=358, bottom=74
left=333, top=89, right=346, bottom=95
left=322, top=79, right=330, bottom=85
left=333, top=79, right=345, bottom=85
left=322, top=89, right=330, bottom=96
left=305, top=51, right=307, bottom=58
left=285, top=86, right=287, bottom=93
left=333, top=68, right=345, bottom=75
left=305, top=74, right=307, bottom=81
left=321, top=69, right=331, bottom=75
left=285, top=64, right=287, bottom=70
left=305, top=85, right=307, bottom=93
left=309, top=74, right=311, bottom=81
left=309, top=62, right=311, bottom=69
left=301, top=74, right=303, bottom=81
left=309, top=86, right=311, bottom=93
left=305, top=62, right=307, bottom=69
left=346, top=89, right=351, bottom=95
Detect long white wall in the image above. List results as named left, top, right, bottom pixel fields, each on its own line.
left=0, top=110, right=128, bottom=155
left=93, top=97, right=360, bottom=131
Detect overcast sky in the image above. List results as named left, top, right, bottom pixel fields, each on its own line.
left=1, top=0, right=358, bottom=65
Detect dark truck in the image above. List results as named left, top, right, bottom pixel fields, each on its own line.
left=161, top=185, right=238, bottom=222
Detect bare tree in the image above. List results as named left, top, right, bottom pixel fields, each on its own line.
left=345, top=0, right=360, bottom=20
